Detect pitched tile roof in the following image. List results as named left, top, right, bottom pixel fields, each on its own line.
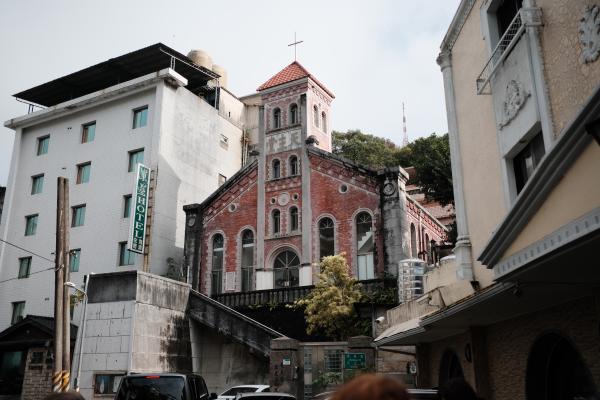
left=257, top=61, right=335, bottom=98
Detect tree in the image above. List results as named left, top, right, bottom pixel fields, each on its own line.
left=332, top=130, right=399, bottom=169
left=292, top=254, right=363, bottom=340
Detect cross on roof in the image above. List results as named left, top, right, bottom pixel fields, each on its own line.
left=288, top=32, right=304, bottom=61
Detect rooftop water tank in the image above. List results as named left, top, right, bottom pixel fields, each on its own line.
left=212, top=64, right=228, bottom=89
left=187, top=50, right=213, bottom=70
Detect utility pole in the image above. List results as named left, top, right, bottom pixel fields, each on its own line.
left=53, top=177, right=67, bottom=392
left=62, top=178, right=71, bottom=391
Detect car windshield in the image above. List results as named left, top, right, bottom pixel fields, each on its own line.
left=222, top=387, right=260, bottom=396
left=116, top=376, right=186, bottom=400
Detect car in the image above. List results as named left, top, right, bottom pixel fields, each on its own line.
left=407, top=388, right=438, bottom=399
left=218, top=385, right=270, bottom=400
left=114, top=373, right=218, bottom=400
left=235, top=393, right=295, bottom=400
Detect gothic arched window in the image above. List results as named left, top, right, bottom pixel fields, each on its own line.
left=273, top=108, right=281, bottom=129
left=273, top=250, right=300, bottom=288
left=289, top=155, right=299, bottom=176
left=322, top=111, right=327, bottom=132
left=272, top=209, right=281, bottom=235
left=425, top=233, right=430, bottom=263
left=290, top=207, right=299, bottom=231
left=272, top=159, right=281, bottom=179
left=241, top=230, right=254, bottom=292
left=319, top=217, right=335, bottom=260
left=313, top=105, right=319, bottom=127
left=410, top=224, right=417, bottom=258
left=356, top=212, right=374, bottom=280
left=290, top=104, right=298, bottom=124
left=211, top=234, right=224, bottom=295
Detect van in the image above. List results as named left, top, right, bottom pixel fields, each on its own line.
left=115, top=373, right=217, bottom=400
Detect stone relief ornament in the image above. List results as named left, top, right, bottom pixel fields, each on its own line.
left=499, top=80, right=530, bottom=129
left=579, top=4, right=600, bottom=64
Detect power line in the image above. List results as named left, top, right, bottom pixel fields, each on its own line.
left=0, top=237, right=55, bottom=263
left=0, top=266, right=56, bottom=285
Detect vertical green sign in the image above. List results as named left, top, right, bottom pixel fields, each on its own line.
left=128, top=164, right=150, bottom=254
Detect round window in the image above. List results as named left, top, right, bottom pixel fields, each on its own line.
left=340, top=184, right=348, bottom=193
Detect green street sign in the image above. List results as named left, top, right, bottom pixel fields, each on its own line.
left=128, top=164, right=150, bottom=254
left=344, top=353, right=366, bottom=369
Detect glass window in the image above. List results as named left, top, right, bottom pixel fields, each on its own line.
left=123, top=195, right=132, bottom=218
left=289, top=156, right=299, bottom=176
left=496, top=0, right=523, bottom=40
left=322, top=112, right=327, bottom=132
left=324, top=349, right=343, bottom=372
left=410, top=224, right=417, bottom=258
left=18, top=257, right=31, bottom=279
left=514, top=132, right=545, bottom=194
left=132, top=107, right=148, bottom=129
left=77, top=162, right=91, bottom=184
left=356, top=212, right=374, bottom=280
left=70, top=249, right=81, bottom=272
left=31, top=174, right=44, bottom=195
left=273, top=108, right=281, bottom=129
left=241, top=230, right=254, bottom=292
left=119, top=242, right=136, bottom=266
left=128, top=149, right=144, bottom=172
left=37, top=136, right=49, bottom=156
left=290, top=104, right=298, bottom=124
left=272, top=209, right=281, bottom=234
left=25, top=214, right=38, bottom=236
left=272, top=159, right=280, bottom=179
left=319, top=217, right=335, bottom=260
left=290, top=207, right=299, bottom=231
left=11, top=302, right=25, bottom=325
left=72, top=205, right=86, bottom=227
left=313, top=105, right=319, bottom=127
left=211, top=234, right=224, bottom=295
left=82, top=122, right=96, bottom=143
left=273, top=250, right=300, bottom=288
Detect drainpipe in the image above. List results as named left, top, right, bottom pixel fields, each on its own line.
left=437, top=50, right=474, bottom=281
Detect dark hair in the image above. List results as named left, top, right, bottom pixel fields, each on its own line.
left=330, top=374, right=409, bottom=400
left=43, top=391, right=86, bottom=400
left=439, top=378, right=479, bottom=400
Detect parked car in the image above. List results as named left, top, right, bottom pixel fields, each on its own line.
left=407, top=388, right=438, bottom=399
left=218, top=385, right=270, bottom=400
left=115, top=373, right=217, bottom=400
left=235, top=393, right=295, bottom=400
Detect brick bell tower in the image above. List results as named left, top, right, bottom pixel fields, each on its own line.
left=253, top=61, right=335, bottom=290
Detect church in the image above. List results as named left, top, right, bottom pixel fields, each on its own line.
left=183, top=60, right=448, bottom=300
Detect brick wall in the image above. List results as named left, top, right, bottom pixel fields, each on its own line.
left=21, top=347, right=52, bottom=400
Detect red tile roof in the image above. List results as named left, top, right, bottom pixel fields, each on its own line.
left=257, top=61, right=335, bottom=98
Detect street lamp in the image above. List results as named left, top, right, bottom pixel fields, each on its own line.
left=64, top=275, right=91, bottom=392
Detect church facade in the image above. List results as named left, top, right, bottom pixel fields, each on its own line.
left=183, top=62, right=448, bottom=296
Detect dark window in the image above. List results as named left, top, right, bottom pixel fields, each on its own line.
left=82, top=122, right=96, bottom=143
left=118, top=242, right=135, bottom=266
left=37, top=136, right=49, bottom=156
left=513, top=132, right=545, bottom=194
left=72, top=205, right=86, bottom=227
left=25, top=214, right=38, bottom=236
left=438, top=350, right=464, bottom=387
left=356, top=212, right=374, bottom=280
left=273, top=108, right=281, bottom=129
left=132, top=107, right=148, bottom=129
left=272, top=159, right=281, bottom=179
left=410, top=224, right=417, bottom=258
left=31, top=175, right=44, bottom=195
left=18, top=257, right=31, bottom=279
left=290, top=207, right=299, bottom=231
left=313, top=105, right=319, bottom=127
left=11, top=302, right=25, bottom=325
left=76, top=162, right=91, bottom=184
left=211, top=234, right=224, bottom=295
left=272, top=210, right=281, bottom=234
left=69, top=249, right=81, bottom=272
left=128, top=149, right=144, bottom=172
left=241, top=230, right=254, bottom=292
left=290, top=104, right=298, bottom=124
left=322, top=112, right=327, bottom=132
left=319, top=217, right=335, bottom=260
left=496, top=0, right=523, bottom=40
left=273, top=250, right=300, bottom=288
left=123, top=195, right=132, bottom=218
left=289, top=156, right=299, bottom=176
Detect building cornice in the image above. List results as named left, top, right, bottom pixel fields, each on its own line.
left=440, top=0, right=478, bottom=52
left=478, top=84, right=600, bottom=267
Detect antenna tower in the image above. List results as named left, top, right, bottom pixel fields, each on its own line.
left=402, top=102, right=409, bottom=147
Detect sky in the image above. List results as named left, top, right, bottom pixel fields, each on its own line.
left=0, top=0, right=461, bottom=186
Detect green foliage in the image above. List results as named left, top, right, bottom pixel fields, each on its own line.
left=332, top=130, right=399, bottom=169
left=291, top=254, right=363, bottom=340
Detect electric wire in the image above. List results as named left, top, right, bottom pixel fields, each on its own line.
left=0, top=237, right=55, bottom=263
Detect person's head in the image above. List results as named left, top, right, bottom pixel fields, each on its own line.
left=330, top=373, right=409, bottom=400
left=43, top=391, right=86, bottom=400
left=438, top=378, right=479, bottom=400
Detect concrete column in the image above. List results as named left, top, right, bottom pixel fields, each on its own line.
left=437, top=51, right=474, bottom=281
left=380, top=167, right=410, bottom=277
left=270, top=337, right=300, bottom=397
left=257, top=106, right=266, bottom=269
left=300, top=94, right=313, bottom=266
left=183, top=205, right=203, bottom=290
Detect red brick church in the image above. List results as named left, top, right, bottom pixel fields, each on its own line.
left=183, top=61, right=447, bottom=298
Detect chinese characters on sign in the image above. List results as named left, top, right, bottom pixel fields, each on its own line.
left=266, top=129, right=302, bottom=155
left=128, top=164, right=150, bottom=254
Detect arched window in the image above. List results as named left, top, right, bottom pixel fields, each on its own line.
left=356, top=212, right=374, bottom=280
left=321, top=111, right=327, bottom=132
left=290, top=104, right=298, bottom=125
left=425, top=233, right=430, bottom=263
left=319, top=217, right=335, bottom=260
left=211, top=234, right=224, bottom=295
left=289, top=156, right=299, bottom=176
left=410, top=224, right=417, bottom=258
left=272, top=209, right=281, bottom=235
left=290, top=207, right=299, bottom=231
left=273, top=250, right=300, bottom=288
left=313, top=105, right=319, bottom=127
left=272, top=159, right=281, bottom=179
left=438, top=350, right=464, bottom=387
left=241, top=230, right=254, bottom=292
left=273, top=108, right=281, bottom=129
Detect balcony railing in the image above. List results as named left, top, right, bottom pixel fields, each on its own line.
left=212, top=278, right=398, bottom=308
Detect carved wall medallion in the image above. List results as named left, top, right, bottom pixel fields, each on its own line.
left=579, top=4, right=600, bottom=64
left=382, top=182, right=397, bottom=197
left=499, top=80, right=530, bottom=129
left=277, top=193, right=290, bottom=206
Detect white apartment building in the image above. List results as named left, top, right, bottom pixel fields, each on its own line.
left=0, top=43, right=254, bottom=330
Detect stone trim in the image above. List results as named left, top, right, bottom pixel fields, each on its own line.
left=493, top=207, right=600, bottom=279
left=440, top=0, right=478, bottom=52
